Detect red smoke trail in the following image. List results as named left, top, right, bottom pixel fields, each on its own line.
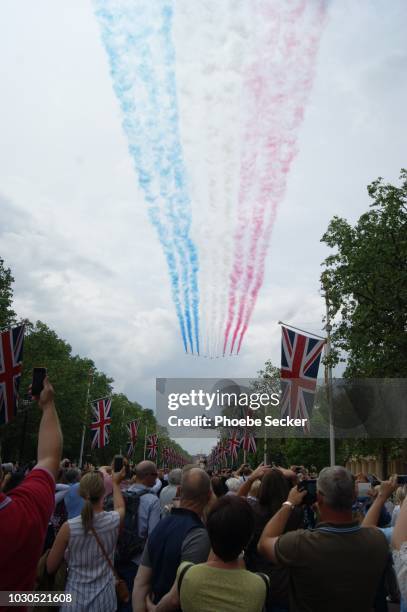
left=222, top=70, right=268, bottom=356
left=224, top=0, right=327, bottom=355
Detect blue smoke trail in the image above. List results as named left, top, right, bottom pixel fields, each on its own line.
left=94, top=0, right=199, bottom=354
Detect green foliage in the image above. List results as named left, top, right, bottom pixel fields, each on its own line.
left=321, top=169, right=407, bottom=377
left=321, top=170, right=407, bottom=467
left=0, top=257, right=17, bottom=331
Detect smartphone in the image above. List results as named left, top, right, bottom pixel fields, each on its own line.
left=299, top=479, right=317, bottom=505
left=357, top=482, right=371, bottom=497
left=397, top=475, right=407, bottom=485
left=367, top=474, right=381, bottom=487
left=113, top=456, right=124, bottom=473
left=31, top=367, right=47, bottom=396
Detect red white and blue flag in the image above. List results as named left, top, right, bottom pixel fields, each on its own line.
left=147, top=433, right=158, bottom=459
left=240, top=430, right=257, bottom=454
left=280, top=325, right=325, bottom=428
left=90, top=397, right=112, bottom=449
left=228, top=430, right=240, bottom=460
left=0, top=325, right=25, bottom=425
left=126, top=419, right=139, bottom=457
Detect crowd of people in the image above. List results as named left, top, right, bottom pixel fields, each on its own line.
left=1, top=378, right=407, bottom=612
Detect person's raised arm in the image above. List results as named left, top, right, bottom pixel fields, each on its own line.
left=46, top=522, right=70, bottom=574
left=237, top=463, right=271, bottom=497
left=258, top=486, right=306, bottom=562
left=35, top=377, right=63, bottom=480
left=362, top=480, right=397, bottom=527
left=112, top=467, right=126, bottom=523
left=393, top=496, right=407, bottom=550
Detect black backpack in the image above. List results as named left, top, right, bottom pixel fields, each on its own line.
left=104, top=489, right=149, bottom=564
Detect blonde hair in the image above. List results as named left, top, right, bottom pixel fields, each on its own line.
left=395, top=485, right=407, bottom=506
left=248, top=479, right=261, bottom=498
left=79, top=472, right=105, bottom=533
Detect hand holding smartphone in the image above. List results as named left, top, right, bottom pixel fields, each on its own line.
left=113, top=455, right=124, bottom=473
left=31, top=367, right=47, bottom=397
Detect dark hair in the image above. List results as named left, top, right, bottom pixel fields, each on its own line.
left=211, top=476, right=228, bottom=498
left=258, top=469, right=291, bottom=516
left=66, top=468, right=81, bottom=484
left=206, top=495, right=254, bottom=562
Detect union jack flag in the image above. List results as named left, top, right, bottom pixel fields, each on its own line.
left=0, top=325, right=25, bottom=425
left=280, top=325, right=325, bottom=429
left=240, top=430, right=257, bottom=453
left=126, top=419, right=139, bottom=457
left=218, top=440, right=228, bottom=464
left=90, top=397, right=112, bottom=449
left=228, top=430, right=240, bottom=460
left=146, top=433, right=158, bottom=459
left=128, top=419, right=139, bottom=443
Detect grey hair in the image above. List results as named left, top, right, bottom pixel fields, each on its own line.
left=226, top=477, right=241, bottom=493
left=168, top=468, right=182, bottom=486
left=317, top=466, right=355, bottom=511
left=65, top=468, right=81, bottom=484
left=180, top=468, right=211, bottom=504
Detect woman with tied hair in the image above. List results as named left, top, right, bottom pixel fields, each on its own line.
left=241, top=466, right=304, bottom=612
left=47, top=468, right=125, bottom=611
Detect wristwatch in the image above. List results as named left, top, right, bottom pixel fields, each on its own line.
left=282, top=501, right=295, bottom=510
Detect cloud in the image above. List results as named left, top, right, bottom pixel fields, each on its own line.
left=0, top=0, right=406, bottom=455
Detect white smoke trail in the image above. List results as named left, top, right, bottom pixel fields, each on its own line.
left=173, top=0, right=253, bottom=356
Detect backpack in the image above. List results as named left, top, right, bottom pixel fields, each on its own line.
left=104, top=489, right=150, bottom=564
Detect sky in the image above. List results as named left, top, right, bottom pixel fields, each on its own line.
left=1, top=1, right=406, bottom=454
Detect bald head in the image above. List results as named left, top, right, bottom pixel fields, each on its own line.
left=180, top=468, right=211, bottom=508
left=135, top=461, right=158, bottom=486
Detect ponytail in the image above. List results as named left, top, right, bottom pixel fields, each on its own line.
left=81, top=499, right=94, bottom=534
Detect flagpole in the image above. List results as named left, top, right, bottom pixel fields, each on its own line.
left=278, top=320, right=325, bottom=340
left=78, top=369, right=93, bottom=468
left=143, top=425, right=147, bottom=460
left=156, top=430, right=159, bottom=466
left=324, top=296, right=336, bottom=467
left=119, top=401, right=126, bottom=456
left=263, top=416, right=268, bottom=465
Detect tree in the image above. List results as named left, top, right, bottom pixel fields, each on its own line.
left=0, top=257, right=17, bottom=331
left=321, top=169, right=407, bottom=377
left=321, top=170, right=407, bottom=476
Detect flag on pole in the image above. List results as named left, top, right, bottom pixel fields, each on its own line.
left=146, top=433, right=158, bottom=459
left=90, top=397, right=112, bottom=449
left=126, top=419, right=139, bottom=457
left=228, top=430, right=240, bottom=461
left=280, top=325, right=324, bottom=427
left=0, top=324, right=25, bottom=425
left=240, top=430, right=257, bottom=453
left=127, top=419, right=139, bottom=444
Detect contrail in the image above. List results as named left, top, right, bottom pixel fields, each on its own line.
left=94, top=0, right=200, bottom=353
left=224, top=0, right=327, bottom=355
